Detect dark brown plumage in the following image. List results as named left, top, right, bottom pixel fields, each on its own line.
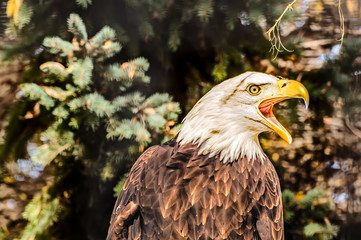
left=106, top=139, right=283, bottom=240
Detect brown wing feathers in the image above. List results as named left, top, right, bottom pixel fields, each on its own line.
left=107, top=139, right=284, bottom=239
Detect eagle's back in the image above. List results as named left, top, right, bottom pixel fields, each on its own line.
left=107, top=139, right=283, bottom=240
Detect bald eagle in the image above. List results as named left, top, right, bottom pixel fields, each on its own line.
left=107, top=72, right=309, bottom=240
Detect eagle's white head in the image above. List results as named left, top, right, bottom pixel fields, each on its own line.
left=177, top=72, right=309, bottom=163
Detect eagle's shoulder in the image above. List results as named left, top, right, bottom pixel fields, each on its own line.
left=106, top=139, right=178, bottom=240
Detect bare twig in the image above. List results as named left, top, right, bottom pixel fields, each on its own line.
left=266, top=0, right=297, bottom=58
left=337, top=0, right=345, bottom=52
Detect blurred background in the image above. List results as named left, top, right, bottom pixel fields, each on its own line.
left=0, top=0, right=360, bottom=239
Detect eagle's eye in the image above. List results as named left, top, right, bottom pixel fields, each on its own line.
left=247, top=84, right=261, bottom=95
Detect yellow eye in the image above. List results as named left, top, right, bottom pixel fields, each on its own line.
left=247, top=84, right=261, bottom=95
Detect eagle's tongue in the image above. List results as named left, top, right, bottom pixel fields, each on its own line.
left=258, top=97, right=289, bottom=126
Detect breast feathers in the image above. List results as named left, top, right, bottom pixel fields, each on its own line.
left=106, top=139, right=283, bottom=240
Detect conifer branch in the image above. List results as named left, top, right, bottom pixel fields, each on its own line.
left=75, top=0, right=92, bottom=8
left=43, top=37, right=77, bottom=56
left=68, top=13, right=88, bottom=42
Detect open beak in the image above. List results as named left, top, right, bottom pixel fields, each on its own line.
left=257, top=79, right=309, bottom=144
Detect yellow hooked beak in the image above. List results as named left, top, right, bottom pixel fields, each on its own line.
left=257, top=79, right=309, bottom=144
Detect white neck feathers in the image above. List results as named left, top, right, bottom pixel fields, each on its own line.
left=176, top=88, right=266, bottom=163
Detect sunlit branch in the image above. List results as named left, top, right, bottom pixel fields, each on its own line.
left=337, top=0, right=345, bottom=52
left=266, top=0, right=297, bottom=58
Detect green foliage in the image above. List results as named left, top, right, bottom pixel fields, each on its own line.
left=2, top=0, right=293, bottom=105
left=283, top=188, right=339, bottom=240
left=301, top=188, right=330, bottom=209
left=107, top=119, right=151, bottom=143
left=212, top=52, right=230, bottom=83
left=325, top=39, right=361, bottom=118
left=304, top=223, right=339, bottom=240
left=5, top=1, right=33, bottom=35
left=111, top=92, right=145, bottom=111
left=282, top=189, right=296, bottom=222
left=31, top=127, right=75, bottom=166
left=40, top=62, right=70, bottom=80
left=84, top=93, right=115, bottom=117
left=0, top=13, right=180, bottom=239
left=21, top=191, right=63, bottom=240
left=0, top=229, right=4, bottom=239
left=20, top=83, right=56, bottom=109
left=43, top=37, right=78, bottom=56
left=113, top=173, right=129, bottom=197
left=68, top=13, right=88, bottom=41
left=168, top=22, right=181, bottom=52
left=75, top=0, right=93, bottom=9
left=72, top=58, right=94, bottom=88
left=197, top=0, right=214, bottom=23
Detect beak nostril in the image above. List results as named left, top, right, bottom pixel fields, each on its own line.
left=281, top=82, right=287, bottom=88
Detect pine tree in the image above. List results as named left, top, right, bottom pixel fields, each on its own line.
left=283, top=188, right=339, bottom=240
left=2, top=0, right=298, bottom=111
left=0, top=13, right=180, bottom=239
